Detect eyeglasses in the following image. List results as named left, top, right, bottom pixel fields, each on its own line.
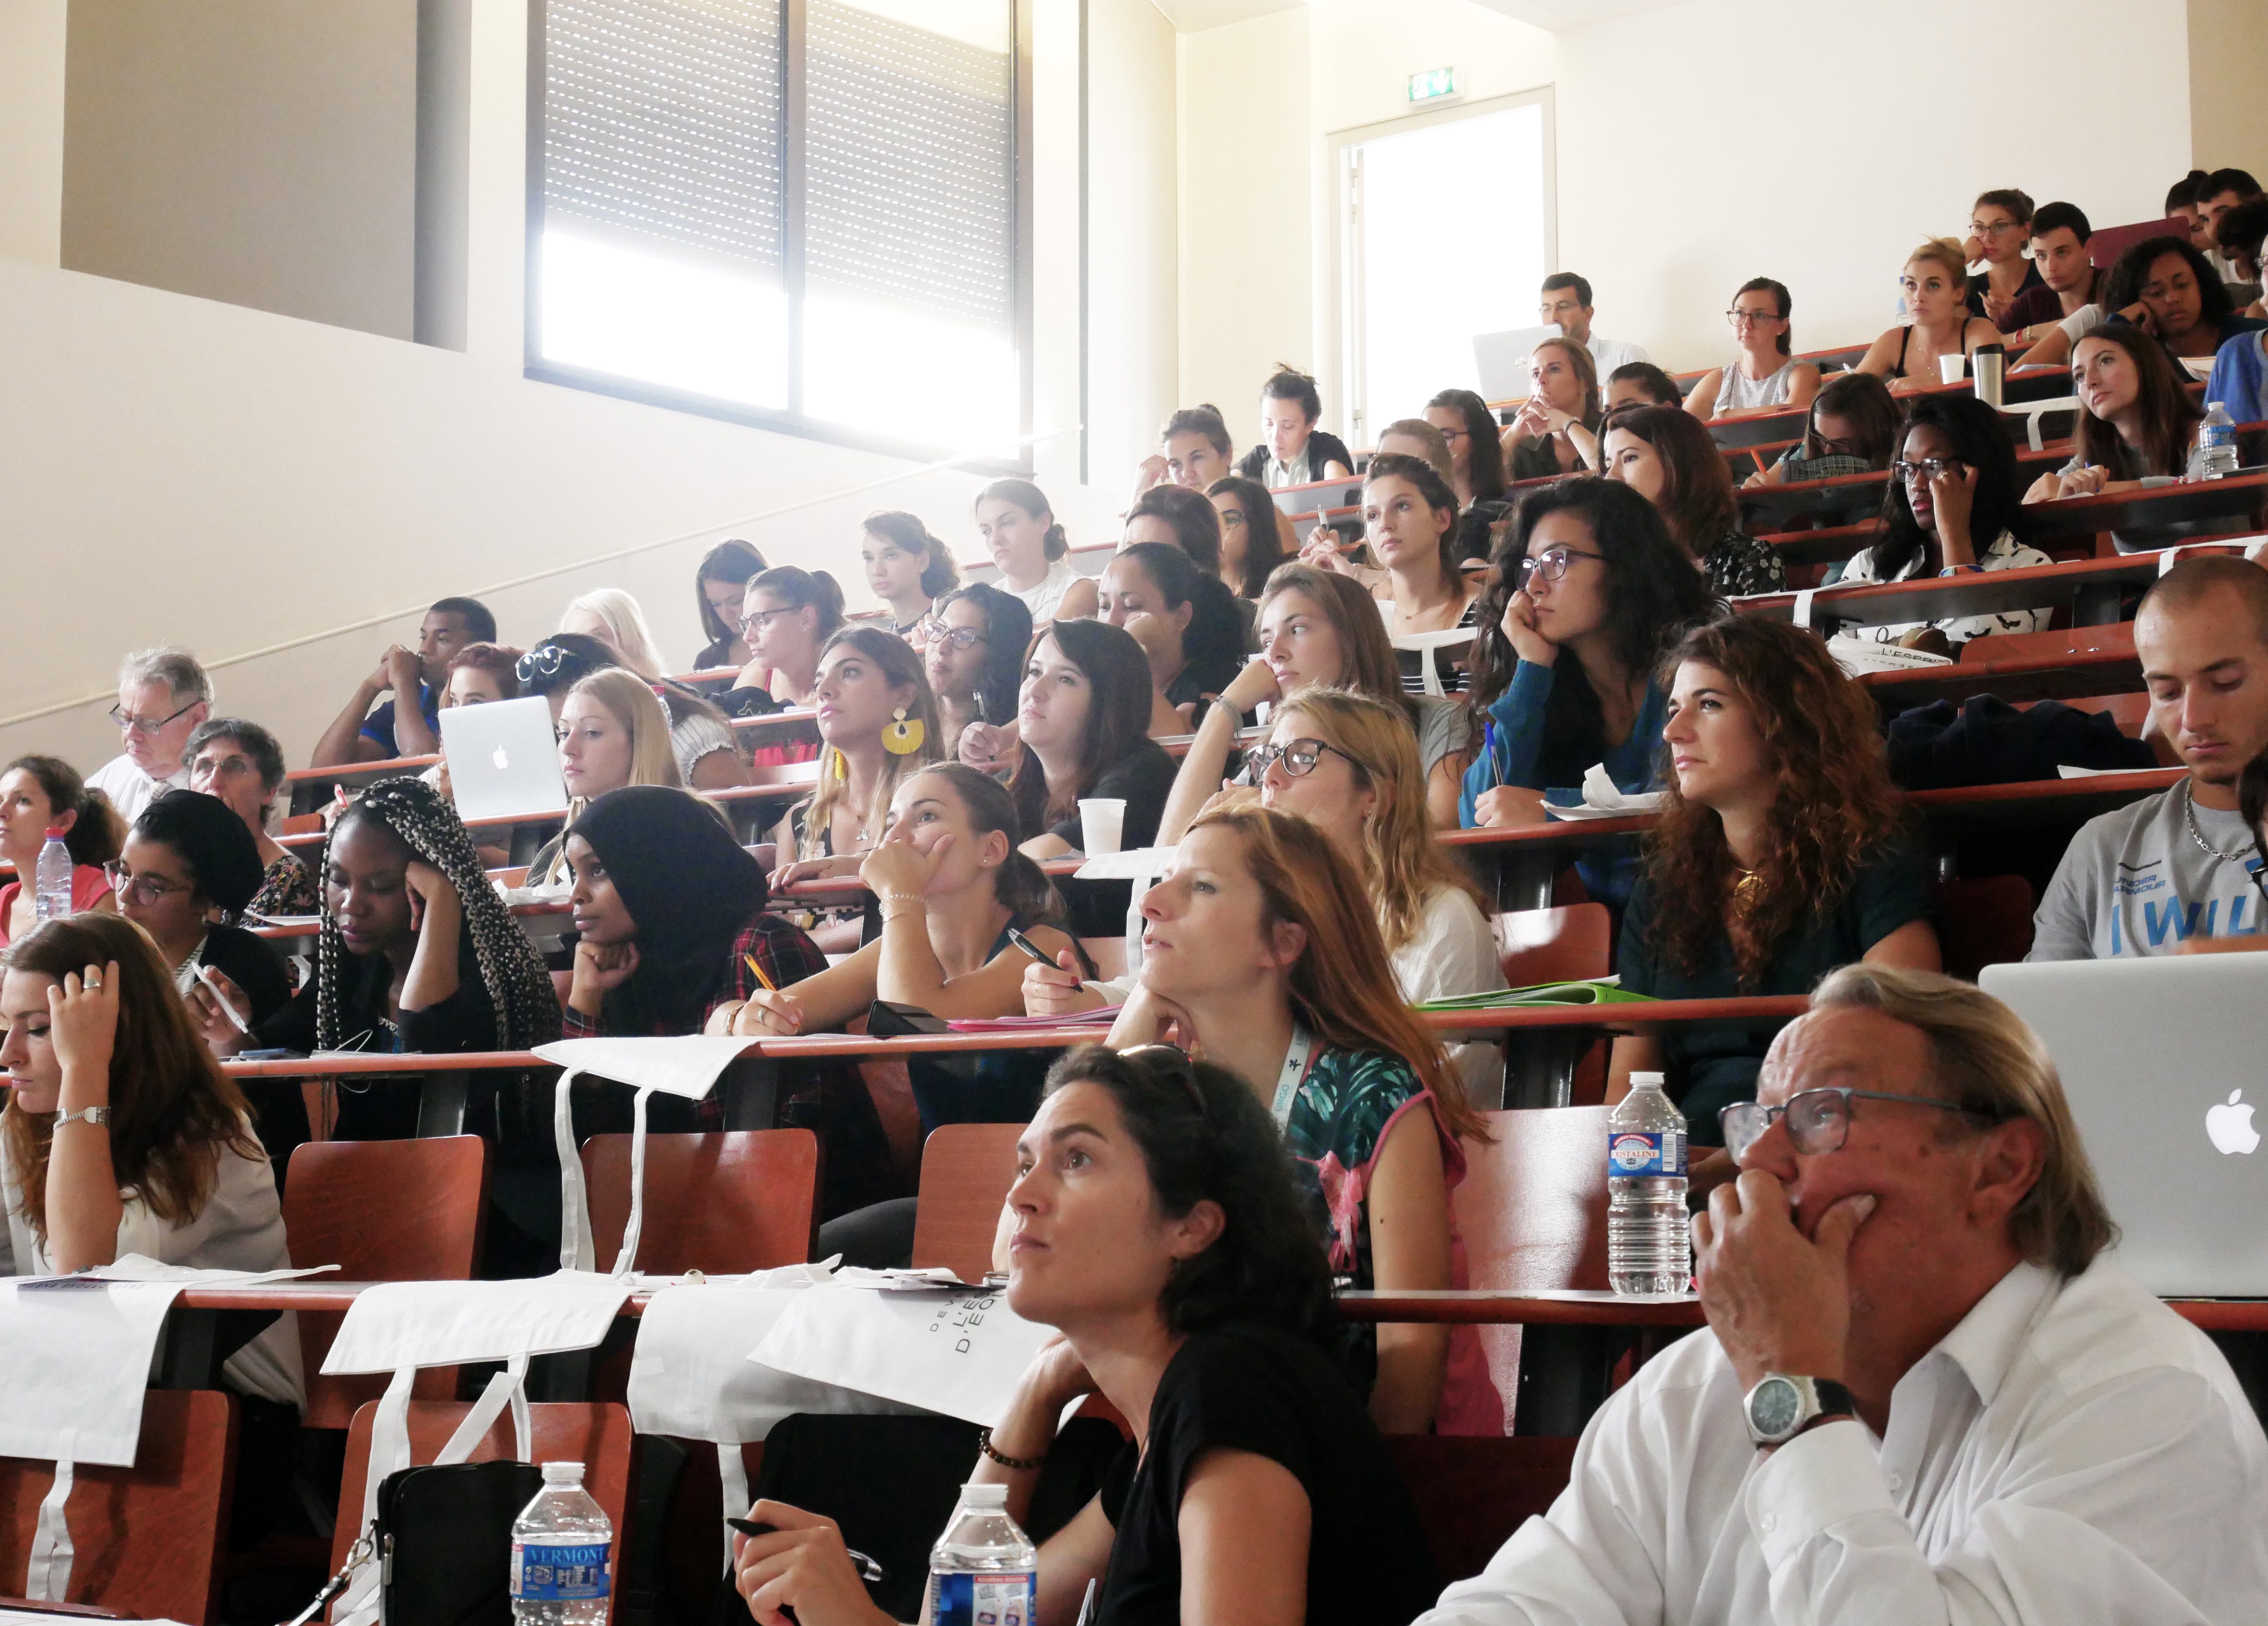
left=1970, top=219, right=2025, bottom=237
left=1123, top=1044, right=1208, bottom=1120
left=1439, top=427, right=1470, bottom=443
left=515, top=645, right=583, bottom=685
left=1892, top=456, right=1967, bottom=483
left=110, top=699, right=198, bottom=736
left=1250, top=736, right=1369, bottom=780
left=1720, top=1086, right=2003, bottom=1163
left=1726, top=309, right=1781, bottom=326
left=103, top=863, right=194, bottom=907
left=1811, top=435, right=1869, bottom=459
left=920, top=621, right=986, bottom=650
left=1513, top=545, right=1606, bottom=588
left=738, top=607, right=798, bottom=636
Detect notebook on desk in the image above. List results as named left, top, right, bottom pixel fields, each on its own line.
left=1981, top=954, right=2268, bottom=1298
left=438, top=695, right=569, bottom=823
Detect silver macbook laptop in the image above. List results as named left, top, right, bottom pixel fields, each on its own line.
left=1980, top=954, right=2268, bottom=1297
left=1471, top=325, right=1556, bottom=404
left=437, top=694, right=569, bottom=823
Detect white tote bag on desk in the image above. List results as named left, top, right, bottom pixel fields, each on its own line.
left=0, top=1257, right=332, bottom=1603
left=321, top=1270, right=634, bottom=1626
left=750, top=1280, right=1055, bottom=1426
left=533, top=1034, right=756, bottom=1275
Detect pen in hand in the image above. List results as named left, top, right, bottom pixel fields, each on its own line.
left=726, top=1517, right=890, bottom=1585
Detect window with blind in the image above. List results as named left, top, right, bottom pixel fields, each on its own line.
left=528, top=0, right=1026, bottom=459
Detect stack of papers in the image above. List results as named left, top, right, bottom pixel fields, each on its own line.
left=1416, top=979, right=1653, bottom=1011
left=1825, top=640, right=1954, bottom=678
left=945, top=1009, right=1121, bottom=1032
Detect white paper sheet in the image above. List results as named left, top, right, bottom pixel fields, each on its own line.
left=748, top=1282, right=1054, bottom=1425
left=1070, top=845, right=1177, bottom=881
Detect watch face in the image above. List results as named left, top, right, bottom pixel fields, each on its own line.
left=1750, top=1377, right=1802, bottom=1438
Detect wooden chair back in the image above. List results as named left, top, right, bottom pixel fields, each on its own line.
left=909, top=1123, right=1026, bottom=1282
left=1492, top=904, right=1612, bottom=988
left=330, top=1401, right=635, bottom=1605
left=0, top=1389, right=237, bottom=1624
left=1385, top=1434, right=1579, bottom=1584
left=284, top=1136, right=490, bottom=1430
left=1454, top=1107, right=1612, bottom=1425
left=580, top=1129, right=820, bottom=1275
left=1935, top=875, right=2036, bottom=981
left=1958, top=619, right=2135, bottom=664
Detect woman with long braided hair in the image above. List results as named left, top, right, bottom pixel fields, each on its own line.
left=194, top=776, right=559, bottom=1146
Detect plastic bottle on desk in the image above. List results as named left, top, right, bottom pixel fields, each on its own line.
left=928, top=1482, right=1036, bottom=1626
left=2189, top=401, right=2238, bottom=480
left=1607, top=1071, right=1690, bottom=1297
left=34, top=828, right=73, bottom=923
left=510, top=1462, right=611, bottom=1624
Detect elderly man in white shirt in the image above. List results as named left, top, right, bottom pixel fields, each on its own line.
left=85, top=647, right=210, bottom=822
left=1423, top=962, right=2268, bottom=1626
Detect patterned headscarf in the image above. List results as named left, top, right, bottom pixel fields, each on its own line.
left=314, top=776, right=562, bottom=1053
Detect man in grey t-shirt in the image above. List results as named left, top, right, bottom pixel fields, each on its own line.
left=2030, top=557, right=2268, bottom=959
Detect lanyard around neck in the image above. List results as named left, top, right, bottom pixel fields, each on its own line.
left=1268, top=1021, right=1317, bottom=1131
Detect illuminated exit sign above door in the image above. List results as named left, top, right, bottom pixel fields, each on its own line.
left=1407, top=67, right=1458, bottom=103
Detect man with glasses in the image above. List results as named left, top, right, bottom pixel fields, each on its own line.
left=1539, top=272, right=1650, bottom=378
left=309, top=595, right=496, bottom=768
left=86, top=646, right=212, bottom=821
left=2030, top=557, right=2268, bottom=957
left=1422, top=963, right=2268, bottom=1625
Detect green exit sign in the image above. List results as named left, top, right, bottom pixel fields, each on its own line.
left=1407, top=67, right=1457, bottom=103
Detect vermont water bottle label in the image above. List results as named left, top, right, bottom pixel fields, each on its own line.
left=1608, top=1129, right=1685, bottom=1178
left=930, top=1570, right=1035, bottom=1626
left=511, top=1539, right=611, bottom=1601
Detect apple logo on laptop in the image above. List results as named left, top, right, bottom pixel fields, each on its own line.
left=492, top=745, right=511, bottom=771
left=2206, top=1090, right=2260, bottom=1157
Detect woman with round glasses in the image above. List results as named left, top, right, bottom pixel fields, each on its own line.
left=184, top=718, right=320, bottom=919
left=1459, top=483, right=1715, bottom=870
left=1854, top=239, right=2005, bottom=391
left=1682, top=278, right=1821, bottom=422
left=1613, top=616, right=1938, bottom=1167
left=924, top=582, right=1032, bottom=770
left=1961, top=189, right=2043, bottom=329
left=1105, top=804, right=1493, bottom=1433
left=1830, top=394, right=2051, bottom=647
left=730, top=567, right=847, bottom=710
left=0, top=757, right=122, bottom=945
left=112, top=791, right=293, bottom=1043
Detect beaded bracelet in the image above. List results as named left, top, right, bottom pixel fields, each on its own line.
left=976, top=1427, right=1047, bottom=1472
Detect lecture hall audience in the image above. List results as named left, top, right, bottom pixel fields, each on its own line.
left=732, top=566, right=848, bottom=709
left=1600, top=405, right=1787, bottom=596
left=1503, top=337, right=1603, bottom=478
left=112, top=790, right=293, bottom=1034
left=1240, top=366, right=1355, bottom=489
left=2001, top=201, right=2101, bottom=348
left=311, top=600, right=491, bottom=767
left=1681, top=278, right=1820, bottom=421
left=1205, top=474, right=1291, bottom=599
left=855, top=510, right=961, bottom=641
left=1135, top=404, right=1241, bottom=500
left=2026, top=324, right=2204, bottom=502
left=184, top=717, right=320, bottom=918
left=1961, top=188, right=2043, bottom=328
left=1096, top=541, right=1244, bottom=734
left=691, top=538, right=770, bottom=671
left=975, top=477, right=1097, bottom=625
left=1743, top=369, right=1899, bottom=488
left=1854, top=238, right=2004, bottom=391
left=924, top=582, right=1032, bottom=768
left=1538, top=270, right=1649, bottom=375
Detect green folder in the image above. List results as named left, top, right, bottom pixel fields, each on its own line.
left=1414, top=978, right=1656, bottom=1012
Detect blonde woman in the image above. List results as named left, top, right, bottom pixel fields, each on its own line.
left=528, top=668, right=683, bottom=887
left=1854, top=238, right=2006, bottom=393
left=559, top=588, right=667, bottom=678
left=769, top=628, right=941, bottom=950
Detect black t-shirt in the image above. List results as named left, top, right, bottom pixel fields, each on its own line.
left=199, top=924, right=292, bottom=1028
left=1094, top=1324, right=1436, bottom=1626
left=1617, top=835, right=1933, bottom=1140
left=1032, top=739, right=1176, bottom=937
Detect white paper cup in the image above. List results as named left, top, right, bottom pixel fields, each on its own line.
left=1078, top=798, right=1127, bottom=856
left=1938, top=352, right=1967, bottom=385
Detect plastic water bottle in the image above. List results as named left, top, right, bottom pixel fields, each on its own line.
left=927, top=1482, right=1036, bottom=1626
left=510, top=1462, right=611, bottom=1624
left=2190, top=401, right=2239, bottom=480
left=1608, top=1072, right=1691, bottom=1297
left=33, top=828, right=73, bottom=924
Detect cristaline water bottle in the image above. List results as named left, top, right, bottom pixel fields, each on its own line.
left=2190, top=401, right=2239, bottom=481
left=1608, top=1072, right=1691, bottom=1297
left=928, top=1482, right=1036, bottom=1626
left=34, top=828, right=73, bottom=924
left=510, top=1462, right=611, bottom=1625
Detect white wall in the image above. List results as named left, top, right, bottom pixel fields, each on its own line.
left=0, top=0, right=1176, bottom=770
left=2188, top=0, right=2268, bottom=175
left=1178, top=0, right=2203, bottom=431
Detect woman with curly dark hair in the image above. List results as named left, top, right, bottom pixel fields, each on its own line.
left=731, top=1044, right=1438, bottom=1626
left=1612, top=616, right=1941, bottom=1158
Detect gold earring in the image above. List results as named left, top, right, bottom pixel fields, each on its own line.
left=830, top=747, right=848, bottom=781
left=883, top=706, right=926, bottom=756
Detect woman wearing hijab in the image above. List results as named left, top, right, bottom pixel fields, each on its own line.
left=561, top=785, right=895, bottom=1214
left=194, top=777, right=561, bottom=1150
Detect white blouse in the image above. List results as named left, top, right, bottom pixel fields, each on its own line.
left=1832, top=528, right=2053, bottom=645
left=2, top=1110, right=304, bottom=1409
left=1011, top=557, right=1082, bottom=625
left=1387, top=883, right=1509, bottom=1102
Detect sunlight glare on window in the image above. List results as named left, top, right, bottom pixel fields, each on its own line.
left=803, top=294, right=1018, bottom=453
left=538, top=229, right=789, bottom=411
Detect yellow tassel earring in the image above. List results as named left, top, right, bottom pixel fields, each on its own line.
left=883, top=706, right=926, bottom=756
left=830, top=747, right=848, bottom=781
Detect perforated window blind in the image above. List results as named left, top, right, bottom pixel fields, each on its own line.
left=532, top=0, right=1023, bottom=453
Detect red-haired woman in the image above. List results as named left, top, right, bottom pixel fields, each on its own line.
left=1611, top=617, right=1941, bottom=1167
left=1105, top=805, right=1496, bottom=1435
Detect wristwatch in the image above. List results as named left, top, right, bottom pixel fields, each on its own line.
left=52, top=1105, right=110, bottom=1130
left=1743, top=1373, right=1855, bottom=1447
